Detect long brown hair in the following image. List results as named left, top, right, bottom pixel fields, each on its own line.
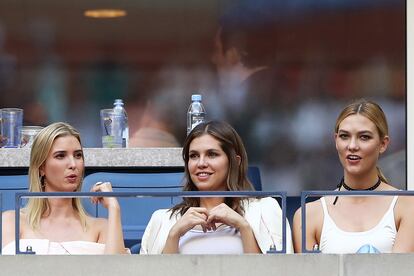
left=335, top=99, right=389, bottom=183
left=171, top=120, right=254, bottom=217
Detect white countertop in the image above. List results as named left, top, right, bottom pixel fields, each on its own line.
left=0, top=148, right=184, bottom=167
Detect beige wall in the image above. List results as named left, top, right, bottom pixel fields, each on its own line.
left=1, top=254, right=414, bottom=276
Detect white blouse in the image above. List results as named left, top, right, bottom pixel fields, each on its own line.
left=179, top=225, right=243, bottom=254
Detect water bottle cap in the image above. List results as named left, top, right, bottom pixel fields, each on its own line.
left=114, top=99, right=124, bottom=106
left=191, top=94, right=202, bottom=101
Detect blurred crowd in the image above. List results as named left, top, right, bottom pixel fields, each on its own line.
left=0, top=1, right=405, bottom=194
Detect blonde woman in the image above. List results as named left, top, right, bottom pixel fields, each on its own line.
left=293, top=99, right=414, bottom=253
left=2, top=122, right=126, bottom=254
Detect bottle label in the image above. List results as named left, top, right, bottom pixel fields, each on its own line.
left=102, top=135, right=122, bottom=148
left=191, top=114, right=205, bottom=130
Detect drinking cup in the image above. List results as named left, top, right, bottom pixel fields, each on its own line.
left=100, top=108, right=123, bottom=148
left=0, top=109, right=3, bottom=147
left=1, top=108, right=23, bottom=148
left=19, top=126, right=44, bottom=148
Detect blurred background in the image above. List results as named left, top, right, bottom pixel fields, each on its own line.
left=0, top=0, right=406, bottom=194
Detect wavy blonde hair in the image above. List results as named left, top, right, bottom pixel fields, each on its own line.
left=25, top=122, right=89, bottom=230
left=335, top=99, right=389, bottom=183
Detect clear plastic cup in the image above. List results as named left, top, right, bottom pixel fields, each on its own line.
left=19, top=126, right=44, bottom=148
left=100, top=108, right=123, bottom=148
left=0, top=109, right=3, bottom=147
left=1, top=108, right=23, bottom=148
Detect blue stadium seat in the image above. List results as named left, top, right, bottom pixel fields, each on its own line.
left=286, top=196, right=301, bottom=226
left=82, top=172, right=185, bottom=246
left=284, top=196, right=320, bottom=227
left=82, top=167, right=262, bottom=252
left=247, top=166, right=262, bottom=191
left=0, top=175, right=29, bottom=211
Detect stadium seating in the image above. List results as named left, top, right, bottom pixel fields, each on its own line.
left=0, top=175, right=29, bottom=212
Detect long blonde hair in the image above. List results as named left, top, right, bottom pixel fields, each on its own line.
left=25, top=122, right=89, bottom=230
left=335, top=99, right=389, bottom=183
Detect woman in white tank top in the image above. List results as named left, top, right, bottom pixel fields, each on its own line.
left=140, top=121, right=293, bottom=254
left=292, top=99, right=414, bottom=253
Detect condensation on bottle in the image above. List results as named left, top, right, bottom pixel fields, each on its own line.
left=187, top=94, right=206, bottom=135
left=113, top=99, right=129, bottom=148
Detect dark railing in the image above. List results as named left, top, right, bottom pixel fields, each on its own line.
left=301, top=190, right=414, bottom=253
left=9, top=191, right=287, bottom=255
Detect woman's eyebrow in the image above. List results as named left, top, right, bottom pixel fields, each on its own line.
left=338, top=129, right=374, bottom=134
left=358, top=130, right=374, bottom=135
left=52, top=150, right=66, bottom=155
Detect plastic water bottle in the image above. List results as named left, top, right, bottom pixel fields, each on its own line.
left=187, top=94, right=206, bottom=134
left=113, top=99, right=129, bottom=148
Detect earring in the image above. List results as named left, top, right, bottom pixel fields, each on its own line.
left=40, top=175, right=46, bottom=190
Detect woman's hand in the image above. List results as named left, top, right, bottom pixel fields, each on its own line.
left=163, top=207, right=210, bottom=253
left=207, top=203, right=260, bottom=253
left=206, top=203, right=249, bottom=231
left=90, top=182, right=119, bottom=210
left=169, top=207, right=210, bottom=239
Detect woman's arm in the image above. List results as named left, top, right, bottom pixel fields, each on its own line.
left=90, top=182, right=126, bottom=254
left=392, top=196, right=414, bottom=253
left=2, top=210, right=16, bottom=248
left=101, top=201, right=125, bottom=254
left=293, top=202, right=321, bottom=253
left=236, top=220, right=261, bottom=253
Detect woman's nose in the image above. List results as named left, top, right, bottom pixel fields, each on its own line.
left=348, top=137, right=359, bottom=151
left=67, top=156, right=76, bottom=169
left=197, top=156, right=208, bottom=167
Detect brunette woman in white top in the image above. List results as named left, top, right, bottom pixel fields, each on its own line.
left=2, top=122, right=126, bottom=254
left=140, top=121, right=293, bottom=254
left=293, top=99, right=414, bottom=253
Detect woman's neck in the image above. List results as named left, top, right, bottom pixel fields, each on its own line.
left=45, top=198, right=77, bottom=218
left=200, top=197, right=225, bottom=211
left=343, top=170, right=380, bottom=190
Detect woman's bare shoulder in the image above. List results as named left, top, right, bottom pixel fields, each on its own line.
left=293, top=199, right=324, bottom=224
left=395, top=194, right=414, bottom=213
left=2, top=210, right=15, bottom=220
left=2, top=210, right=27, bottom=222
left=298, top=199, right=323, bottom=214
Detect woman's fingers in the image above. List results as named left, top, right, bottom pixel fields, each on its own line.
left=189, top=207, right=209, bottom=217
left=177, top=207, right=212, bottom=233
left=91, top=181, right=113, bottom=192
left=90, top=182, right=117, bottom=207
left=206, top=203, right=243, bottom=229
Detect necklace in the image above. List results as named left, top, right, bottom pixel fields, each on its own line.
left=332, top=177, right=381, bottom=205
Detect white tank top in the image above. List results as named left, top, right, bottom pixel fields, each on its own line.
left=178, top=225, right=243, bottom=254
left=319, top=196, right=398, bottom=253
